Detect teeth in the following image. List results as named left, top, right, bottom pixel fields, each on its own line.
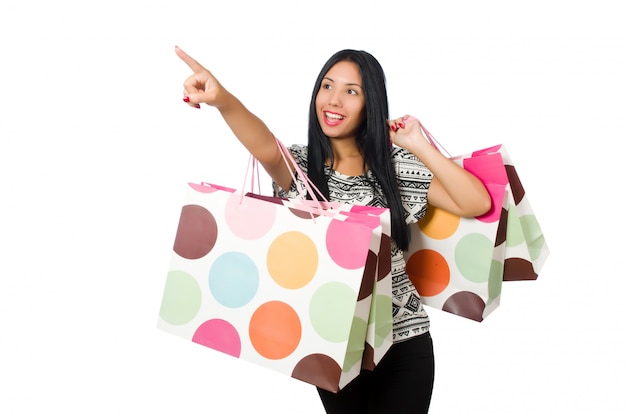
left=325, top=112, right=345, bottom=120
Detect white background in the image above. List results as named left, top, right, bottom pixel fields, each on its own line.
left=1, top=0, right=624, bottom=413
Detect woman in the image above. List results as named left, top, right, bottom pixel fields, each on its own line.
left=176, top=46, right=491, bottom=413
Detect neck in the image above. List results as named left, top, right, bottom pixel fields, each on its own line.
left=329, top=138, right=361, bottom=160
left=326, top=139, right=366, bottom=175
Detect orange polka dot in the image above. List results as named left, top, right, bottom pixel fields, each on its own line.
left=249, top=301, right=302, bottom=360
left=418, top=207, right=460, bottom=240
left=406, top=249, right=450, bottom=297
left=266, top=231, right=318, bottom=289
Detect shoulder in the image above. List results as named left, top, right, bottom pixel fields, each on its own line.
left=287, top=144, right=308, bottom=168
left=289, top=144, right=308, bottom=155
left=390, top=146, right=413, bottom=160
left=288, top=144, right=308, bottom=157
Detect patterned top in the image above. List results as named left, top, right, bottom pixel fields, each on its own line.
left=273, top=144, right=434, bottom=342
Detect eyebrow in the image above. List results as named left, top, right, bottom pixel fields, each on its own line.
left=323, top=76, right=363, bottom=88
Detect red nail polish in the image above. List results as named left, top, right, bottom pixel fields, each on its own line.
left=183, top=96, right=190, bottom=102
left=399, top=123, right=405, bottom=128
left=391, top=125, right=396, bottom=132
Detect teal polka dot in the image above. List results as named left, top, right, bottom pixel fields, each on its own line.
left=209, top=251, right=259, bottom=308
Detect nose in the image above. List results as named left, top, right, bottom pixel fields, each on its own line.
left=328, top=89, right=341, bottom=107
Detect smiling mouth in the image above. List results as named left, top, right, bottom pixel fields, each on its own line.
left=323, top=111, right=346, bottom=125
left=325, top=111, right=345, bottom=120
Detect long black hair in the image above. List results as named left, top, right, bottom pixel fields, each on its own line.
left=307, top=49, right=410, bottom=250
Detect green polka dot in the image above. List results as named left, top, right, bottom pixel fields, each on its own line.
left=343, top=317, right=368, bottom=372
left=372, top=294, right=392, bottom=347
left=309, top=282, right=357, bottom=342
left=506, top=204, right=525, bottom=246
left=159, top=270, right=202, bottom=325
left=519, top=215, right=546, bottom=260
left=488, top=259, right=504, bottom=302
left=455, top=233, right=495, bottom=284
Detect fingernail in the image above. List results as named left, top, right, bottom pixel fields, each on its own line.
left=399, top=123, right=405, bottom=128
left=194, top=104, right=201, bottom=109
left=183, top=96, right=190, bottom=102
left=391, top=125, right=397, bottom=132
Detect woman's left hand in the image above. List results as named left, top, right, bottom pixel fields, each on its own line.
left=388, top=115, right=428, bottom=151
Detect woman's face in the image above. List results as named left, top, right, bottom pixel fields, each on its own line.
left=315, top=60, right=366, bottom=141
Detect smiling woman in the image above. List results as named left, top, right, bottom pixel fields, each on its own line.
left=175, top=46, right=491, bottom=413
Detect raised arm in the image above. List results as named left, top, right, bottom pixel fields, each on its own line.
left=389, top=115, right=491, bottom=217
left=175, top=46, right=294, bottom=190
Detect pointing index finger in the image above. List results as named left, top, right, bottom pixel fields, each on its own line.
left=175, top=45, right=206, bottom=74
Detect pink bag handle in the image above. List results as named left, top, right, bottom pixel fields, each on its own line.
left=243, top=153, right=262, bottom=195
left=274, top=137, right=330, bottom=203
left=246, top=136, right=340, bottom=219
left=414, top=118, right=451, bottom=157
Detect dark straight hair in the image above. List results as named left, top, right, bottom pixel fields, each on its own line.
left=307, top=49, right=409, bottom=250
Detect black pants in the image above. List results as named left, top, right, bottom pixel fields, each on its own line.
left=317, top=332, right=435, bottom=414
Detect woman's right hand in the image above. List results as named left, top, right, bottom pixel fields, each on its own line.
left=175, top=46, right=227, bottom=109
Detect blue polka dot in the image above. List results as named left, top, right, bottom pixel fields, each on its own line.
left=209, top=251, right=259, bottom=308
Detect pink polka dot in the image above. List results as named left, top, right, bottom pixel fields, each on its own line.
left=224, top=193, right=277, bottom=240
left=326, top=219, right=372, bottom=269
left=192, top=319, right=241, bottom=357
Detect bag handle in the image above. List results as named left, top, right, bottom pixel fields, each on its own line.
left=274, top=137, right=330, bottom=203
left=415, top=118, right=451, bottom=157
left=243, top=153, right=263, bottom=195
left=245, top=136, right=341, bottom=220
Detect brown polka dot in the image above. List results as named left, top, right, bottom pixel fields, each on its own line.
left=357, top=250, right=377, bottom=301
left=495, top=208, right=508, bottom=247
left=503, top=258, right=538, bottom=281
left=291, top=353, right=342, bottom=392
left=173, top=204, right=218, bottom=259
left=377, top=234, right=392, bottom=281
left=442, top=291, right=486, bottom=322
left=505, top=165, right=526, bottom=205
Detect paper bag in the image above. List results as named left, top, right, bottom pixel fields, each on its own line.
left=157, top=182, right=388, bottom=392
left=404, top=149, right=509, bottom=322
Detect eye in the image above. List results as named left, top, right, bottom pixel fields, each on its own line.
left=347, top=88, right=358, bottom=95
left=321, top=83, right=332, bottom=90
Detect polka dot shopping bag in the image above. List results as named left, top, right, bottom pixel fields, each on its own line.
left=157, top=172, right=391, bottom=393
left=404, top=125, right=549, bottom=322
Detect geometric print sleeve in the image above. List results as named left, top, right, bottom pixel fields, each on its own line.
left=272, top=144, right=308, bottom=199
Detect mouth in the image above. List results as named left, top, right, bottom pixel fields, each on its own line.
left=323, top=111, right=346, bottom=126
